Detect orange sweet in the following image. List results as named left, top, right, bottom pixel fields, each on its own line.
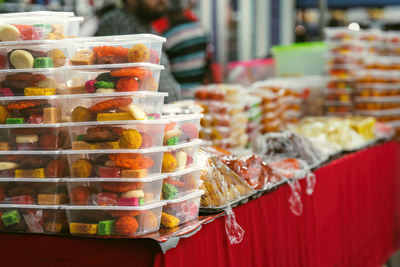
left=92, top=46, right=129, bottom=57
left=115, top=216, right=138, bottom=236
left=116, top=77, right=138, bottom=92
left=109, top=153, right=154, bottom=170
left=110, top=67, right=152, bottom=79
left=88, top=97, right=133, bottom=113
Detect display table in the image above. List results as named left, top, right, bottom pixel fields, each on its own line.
left=0, top=141, right=399, bottom=267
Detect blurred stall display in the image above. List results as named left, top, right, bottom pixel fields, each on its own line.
left=227, top=58, right=275, bottom=86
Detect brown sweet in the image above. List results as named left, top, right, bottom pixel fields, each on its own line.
left=19, top=156, right=51, bottom=169
left=71, top=49, right=97, bottom=65
left=138, top=76, right=158, bottom=91
left=137, top=211, right=158, bottom=229
left=71, top=106, right=94, bottom=122
left=45, top=158, right=66, bottom=178
left=7, top=185, right=36, bottom=197
left=97, top=55, right=128, bottom=64
left=39, top=133, right=60, bottom=150
left=71, top=159, right=93, bottom=178
left=71, top=186, right=93, bottom=205
left=83, top=128, right=120, bottom=143
left=47, top=49, right=66, bottom=67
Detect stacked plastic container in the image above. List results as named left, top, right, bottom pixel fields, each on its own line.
left=194, top=84, right=249, bottom=149
left=0, top=11, right=82, bottom=235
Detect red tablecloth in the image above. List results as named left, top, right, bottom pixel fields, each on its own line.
left=0, top=141, right=398, bottom=267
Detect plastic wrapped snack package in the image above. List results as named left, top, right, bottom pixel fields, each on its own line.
left=252, top=131, right=326, bottom=168
left=221, top=154, right=282, bottom=190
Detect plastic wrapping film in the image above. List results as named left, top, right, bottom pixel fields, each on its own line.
left=198, top=149, right=254, bottom=244
left=252, top=131, right=327, bottom=168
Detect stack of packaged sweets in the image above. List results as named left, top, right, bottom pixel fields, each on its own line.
left=195, top=84, right=248, bottom=149
left=250, top=78, right=305, bottom=134
left=324, top=27, right=363, bottom=116
left=0, top=11, right=82, bottom=235
left=354, top=30, right=400, bottom=137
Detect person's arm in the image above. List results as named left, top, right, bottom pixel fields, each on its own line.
left=159, top=52, right=181, bottom=103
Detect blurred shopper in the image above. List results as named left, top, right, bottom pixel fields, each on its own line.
left=162, top=0, right=212, bottom=97
left=96, top=0, right=181, bottom=103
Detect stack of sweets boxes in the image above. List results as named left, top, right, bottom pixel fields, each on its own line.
left=194, top=84, right=249, bottom=149
left=250, top=78, right=305, bottom=134
left=0, top=12, right=203, bottom=237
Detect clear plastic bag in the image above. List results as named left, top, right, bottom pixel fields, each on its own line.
left=286, top=178, right=303, bottom=216
left=224, top=206, right=245, bottom=244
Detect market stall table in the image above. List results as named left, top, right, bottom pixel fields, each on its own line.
left=0, top=141, right=398, bottom=267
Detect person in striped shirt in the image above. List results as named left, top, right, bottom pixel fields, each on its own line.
left=162, top=0, right=212, bottom=98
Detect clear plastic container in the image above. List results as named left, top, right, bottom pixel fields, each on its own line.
left=0, top=178, right=68, bottom=205
left=200, top=113, right=246, bottom=128
left=0, top=124, right=69, bottom=151
left=0, top=40, right=67, bottom=69
left=64, top=174, right=166, bottom=206
left=62, top=92, right=166, bottom=123
left=162, top=190, right=203, bottom=227
left=65, top=63, right=164, bottom=94
left=0, top=151, right=69, bottom=178
left=162, top=140, right=202, bottom=173
left=327, top=64, right=357, bottom=78
left=355, top=83, right=400, bottom=97
left=326, top=41, right=364, bottom=55
left=63, top=201, right=165, bottom=236
left=324, top=90, right=352, bottom=103
left=0, top=204, right=67, bottom=234
left=162, top=166, right=202, bottom=200
left=200, top=126, right=246, bottom=140
left=162, top=114, right=201, bottom=146
left=67, top=34, right=166, bottom=66
left=66, top=120, right=168, bottom=150
left=0, top=95, right=63, bottom=124
left=64, top=147, right=167, bottom=179
left=324, top=102, right=353, bottom=114
left=0, top=16, right=69, bottom=42
left=0, top=67, right=67, bottom=97
left=324, top=27, right=357, bottom=42
left=354, top=96, right=400, bottom=110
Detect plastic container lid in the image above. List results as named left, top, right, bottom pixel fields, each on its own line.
left=0, top=150, right=62, bottom=155
left=66, top=62, right=164, bottom=71
left=165, top=139, right=203, bottom=151
left=0, top=123, right=63, bottom=129
left=62, top=146, right=168, bottom=154
left=0, top=204, right=60, bottom=209
left=61, top=91, right=168, bottom=99
left=63, top=119, right=170, bottom=127
left=0, top=178, right=61, bottom=182
left=166, top=165, right=203, bottom=177
left=162, top=114, right=203, bottom=121
left=164, top=190, right=204, bottom=204
left=62, top=173, right=167, bottom=182
left=62, top=201, right=166, bottom=210
left=355, top=96, right=400, bottom=103
left=68, top=34, right=166, bottom=44
left=356, top=108, right=400, bottom=116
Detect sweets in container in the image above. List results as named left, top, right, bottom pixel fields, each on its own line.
left=63, top=201, right=165, bottom=236
left=355, top=84, right=400, bottom=97
left=0, top=40, right=67, bottom=69
left=0, top=151, right=69, bottom=178
left=162, top=166, right=202, bottom=200
left=65, top=63, right=163, bottom=94
left=67, top=34, right=165, bottom=66
left=354, top=96, right=400, bottom=110
left=0, top=205, right=67, bottom=233
left=67, top=120, right=167, bottom=150
left=161, top=190, right=203, bottom=228
left=65, top=174, right=166, bottom=206
left=161, top=140, right=202, bottom=173
left=162, top=114, right=201, bottom=146
left=0, top=96, right=62, bottom=124
left=0, top=124, right=69, bottom=151
left=64, top=147, right=167, bottom=179
left=0, top=68, right=67, bottom=97
left=62, top=92, right=165, bottom=123
left=0, top=179, right=68, bottom=205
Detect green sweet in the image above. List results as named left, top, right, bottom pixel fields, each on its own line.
left=94, top=81, right=115, bottom=89
left=98, top=220, right=114, bottom=236
left=6, top=118, right=24, bottom=124
left=167, top=136, right=179, bottom=146
left=1, top=210, right=21, bottom=227
left=77, top=134, right=85, bottom=141
left=139, top=198, right=145, bottom=206
left=34, top=57, right=53, bottom=68
left=33, top=24, right=52, bottom=35
left=162, top=183, right=179, bottom=200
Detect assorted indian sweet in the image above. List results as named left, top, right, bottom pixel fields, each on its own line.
left=0, top=100, right=61, bottom=124
left=163, top=121, right=199, bottom=146
left=0, top=23, right=66, bottom=42
left=70, top=44, right=160, bottom=66
left=0, top=48, right=66, bottom=70
left=162, top=169, right=201, bottom=200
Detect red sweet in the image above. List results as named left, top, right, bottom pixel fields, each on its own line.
left=116, top=77, right=138, bottom=92
left=0, top=211, right=3, bottom=230
left=0, top=186, right=5, bottom=203
left=115, top=216, right=138, bottom=236
left=11, top=195, right=35, bottom=205
left=96, top=192, right=118, bottom=206
left=0, top=53, right=7, bottom=69
left=195, top=90, right=208, bottom=100
left=20, top=27, right=44, bottom=41
left=99, top=167, right=121, bottom=178
left=164, top=122, right=177, bottom=132
left=186, top=155, right=193, bottom=166
left=71, top=186, right=93, bottom=205
left=29, top=115, right=44, bottom=124
left=149, top=50, right=160, bottom=64
left=39, top=133, right=60, bottom=150
left=139, top=132, right=152, bottom=148
left=180, top=123, right=198, bottom=139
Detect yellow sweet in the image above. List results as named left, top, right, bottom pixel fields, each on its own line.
left=71, top=159, right=93, bottom=178
left=94, top=142, right=120, bottom=149
left=162, top=153, right=177, bottom=173
left=97, top=112, right=134, bottom=121
left=71, top=106, right=94, bottom=122
left=70, top=223, right=98, bottom=235
left=119, top=129, right=142, bottom=149
left=15, top=168, right=45, bottom=178
left=24, top=87, right=56, bottom=96
left=127, top=44, right=150, bottom=62
left=0, top=104, right=10, bottom=124
left=161, top=212, right=180, bottom=228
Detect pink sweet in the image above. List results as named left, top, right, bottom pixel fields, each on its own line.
left=99, top=167, right=121, bottom=178
left=17, top=143, right=38, bottom=151
left=21, top=27, right=44, bottom=41
left=11, top=195, right=35, bottom=205
left=118, top=197, right=139, bottom=206
left=85, top=80, right=97, bottom=93
left=29, top=115, right=43, bottom=124
left=0, top=88, right=13, bottom=96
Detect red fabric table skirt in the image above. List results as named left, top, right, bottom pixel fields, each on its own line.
left=0, top=141, right=398, bottom=267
